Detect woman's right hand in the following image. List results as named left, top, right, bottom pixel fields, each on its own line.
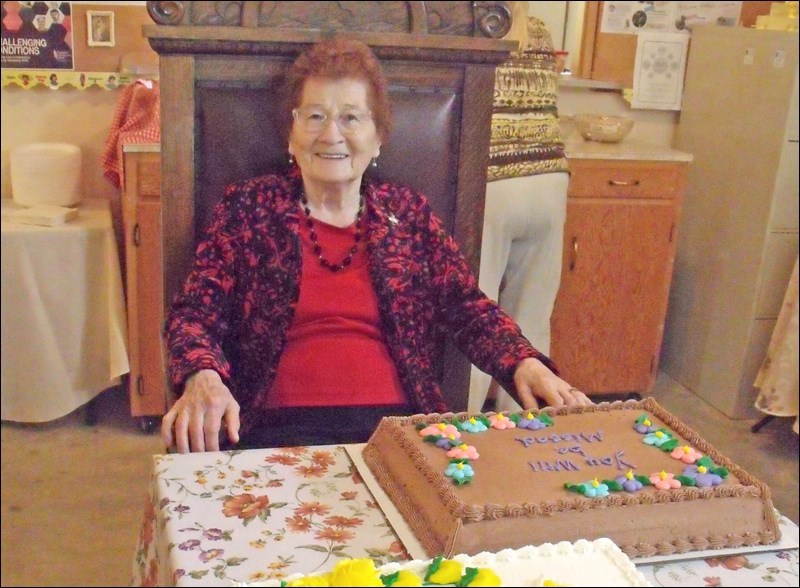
left=161, top=369, right=241, bottom=453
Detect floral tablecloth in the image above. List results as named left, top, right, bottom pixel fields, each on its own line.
left=130, top=445, right=799, bottom=587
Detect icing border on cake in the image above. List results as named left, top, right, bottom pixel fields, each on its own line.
left=364, top=398, right=781, bottom=558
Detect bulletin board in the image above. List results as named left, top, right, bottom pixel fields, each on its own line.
left=1, top=2, right=157, bottom=90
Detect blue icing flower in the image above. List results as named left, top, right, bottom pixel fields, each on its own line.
left=582, top=479, right=609, bottom=498
left=643, top=430, right=673, bottom=447
left=683, top=465, right=723, bottom=488
left=460, top=417, right=488, bottom=433
left=445, top=461, right=474, bottom=481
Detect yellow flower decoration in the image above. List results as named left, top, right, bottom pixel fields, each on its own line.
left=428, top=559, right=464, bottom=584
left=525, top=411, right=535, bottom=420
left=698, top=465, right=708, bottom=474
left=655, top=431, right=665, bottom=438
left=591, top=477, right=600, bottom=488
left=625, top=469, right=634, bottom=480
left=659, top=470, right=668, bottom=480
left=468, top=417, right=478, bottom=425
left=643, top=418, right=651, bottom=426
left=437, top=423, right=446, bottom=431
left=328, top=559, right=383, bottom=586
left=467, top=568, right=502, bottom=587
left=285, top=574, right=331, bottom=587
left=682, top=445, right=691, bottom=453
left=392, top=570, right=423, bottom=586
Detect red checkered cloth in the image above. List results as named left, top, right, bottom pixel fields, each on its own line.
left=101, top=79, right=160, bottom=189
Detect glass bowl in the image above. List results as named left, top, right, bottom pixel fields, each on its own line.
left=574, top=115, right=634, bottom=143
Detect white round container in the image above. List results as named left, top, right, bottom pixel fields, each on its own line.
left=10, top=143, right=82, bottom=207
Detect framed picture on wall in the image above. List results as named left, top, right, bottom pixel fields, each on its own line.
left=87, top=11, right=115, bottom=47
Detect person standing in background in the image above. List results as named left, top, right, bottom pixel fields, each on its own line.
left=469, top=2, right=570, bottom=413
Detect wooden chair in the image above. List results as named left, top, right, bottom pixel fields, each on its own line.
left=144, top=0, right=515, bottom=411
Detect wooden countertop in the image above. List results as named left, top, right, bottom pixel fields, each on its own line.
left=565, top=139, right=693, bottom=162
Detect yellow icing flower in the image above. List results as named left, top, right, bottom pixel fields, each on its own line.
left=437, top=423, right=446, bottom=431
left=591, top=477, right=600, bottom=488
left=655, top=431, right=665, bottom=438
left=643, top=418, right=651, bottom=426
left=659, top=470, right=668, bottom=480
left=327, top=559, right=383, bottom=586
left=526, top=411, right=535, bottom=420
left=448, top=434, right=456, bottom=440
left=285, top=574, right=331, bottom=587
left=466, top=568, right=502, bottom=587
left=698, top=465, right=708, bottom=474
left=459, top=443, right=468, bottom=450
left=392, top=570, right=423, bottom=586
left=625, top=469, right=634, bottom=480
left=457, top=462, right=465, bottom=470
left=682, top=445, right=691, bottom=453
left=428, top=559, right=464, bottom=584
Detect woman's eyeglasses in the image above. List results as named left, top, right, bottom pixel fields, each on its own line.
left=292, top=106, right=373, bottom=134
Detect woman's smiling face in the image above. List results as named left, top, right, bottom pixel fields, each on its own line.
left=288, top=77, right=381, bottom=191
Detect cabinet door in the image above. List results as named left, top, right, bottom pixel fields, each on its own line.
left=129, top=199, right=166, bottom=416
left=551, top=198, right=676, bottom=393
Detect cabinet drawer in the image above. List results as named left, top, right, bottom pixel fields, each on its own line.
left=568, top=160, right=686, bottom=200
left=137, top=159, right=161, bottom=198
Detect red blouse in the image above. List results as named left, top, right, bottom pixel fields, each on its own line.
left=267, top=217, right=405, bottom=407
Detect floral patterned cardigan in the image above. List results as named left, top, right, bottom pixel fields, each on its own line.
left=164, top=167, right=557, bottom=437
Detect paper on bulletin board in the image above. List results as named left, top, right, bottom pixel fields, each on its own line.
left=601, top=1, right=742, bottom=34
left=1, top=1, right=74, bottom=70
left=631, top=32, right=689, bottom=110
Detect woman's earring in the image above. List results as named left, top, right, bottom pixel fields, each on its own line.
left=370, top=157, right=378, bottom=169
left=288, top=154, right=295, bottom=166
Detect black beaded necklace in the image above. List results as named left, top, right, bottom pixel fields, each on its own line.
left=300, top=192, right=365, bottom=272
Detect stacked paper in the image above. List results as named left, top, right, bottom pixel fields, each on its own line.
left=1, top=204, right=79, bottom=226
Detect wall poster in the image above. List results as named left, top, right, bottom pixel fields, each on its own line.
left=1, top=1, right=74, bottom=70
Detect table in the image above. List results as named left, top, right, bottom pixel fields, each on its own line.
left=131, top=445, right=799, bottom=587
left=1, top=199, right=129, bottom=422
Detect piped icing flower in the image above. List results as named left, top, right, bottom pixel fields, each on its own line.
left=425, top=558, right=464, bottom=584
left=387, top=570, right=423, bottom=586
left=419, top=423, right=460, bottom=440
left=564, top=477, right=609, bottom=498
left=670, top=444, right=703, bottom=464
left=489, top=413, right=516, bottom=430
left=650, top=470, right=681, bottom=490
left=677, top=456, right=728, bottom=488
left=613, top=469, right=645, bottom=493
left=444, top=461, right=474, bottom=484
left=434, top=434, right=460, bottom=449
left=460, top=416, right=489, bottom=433
left=643, top=429, right=674, bottom=448
left=446, top=443, right=479, bottom=460
left=633, top=413, right=658, bottom=434
left=515, top=411, right=552, bottom=431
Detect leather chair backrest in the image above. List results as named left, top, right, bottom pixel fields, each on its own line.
left=145, top=0, right=514, bottom=411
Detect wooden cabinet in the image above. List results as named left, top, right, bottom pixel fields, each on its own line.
left=121, top=149, right=166, bottom=431
left=550, top=157, right=688, bottom=396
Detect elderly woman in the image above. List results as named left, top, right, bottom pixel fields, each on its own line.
left=162, top=37, right=590, bottom=453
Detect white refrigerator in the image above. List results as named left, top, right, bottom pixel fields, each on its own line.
left=661, top=24, right=799, bottom=419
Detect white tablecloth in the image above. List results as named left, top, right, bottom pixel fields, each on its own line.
left=1, top=199, right=129, bottom=422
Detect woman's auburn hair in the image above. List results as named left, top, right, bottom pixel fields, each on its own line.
left=283, top=37, right=394, bottom=142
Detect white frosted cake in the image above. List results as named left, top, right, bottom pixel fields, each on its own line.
left=238, top=539, right=651, bottom=586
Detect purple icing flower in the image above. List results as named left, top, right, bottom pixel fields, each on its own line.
left=634, top=413, right=658, bottom=434
left=517, top=415, right=548, bottom=430
left=614, top=471, right=644, bottom=492
left=683, top=465, right=723, bottom=488
left=435, top=436, right=458, bottom=449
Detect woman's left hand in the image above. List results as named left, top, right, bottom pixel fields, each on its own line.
left=513, top=357, right=593, bottom=409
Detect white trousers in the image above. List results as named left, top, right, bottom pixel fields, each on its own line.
left=468, top=172, right=569, bottom=413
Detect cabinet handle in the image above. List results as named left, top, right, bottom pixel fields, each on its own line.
left=569, top=237, right=578, bottom=271
left=133, top=223, right=141, bottom=247
left=137, top=375, right=145, bottom=396
left=608, top=179, right=641, bottom=187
